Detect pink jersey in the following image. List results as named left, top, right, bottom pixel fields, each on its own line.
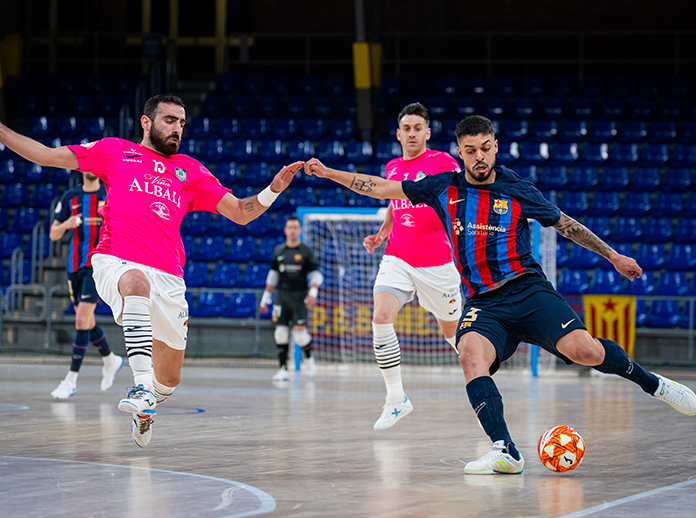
left=68, top=138, right=229, bottom=277
left=384, top=148, right=461, bottom=267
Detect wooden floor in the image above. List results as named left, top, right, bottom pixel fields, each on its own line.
left=1, top=361, right=695, bottom=518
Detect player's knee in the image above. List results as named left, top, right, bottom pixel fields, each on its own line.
left=294, top=329, right=311, bottom=346
left=274, top=325, right=290, bottom=345
left=119, top=271, right=150, bottom=297
left=570, top=338, right=605, bottom=366
left=372, top=311, right=394, bottom=325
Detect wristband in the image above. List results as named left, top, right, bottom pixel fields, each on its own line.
left=308, top=287, right=318, bottom=298
left=260, top=290, right=272, bottom=306
left=257, top=185, right=279, bottom=207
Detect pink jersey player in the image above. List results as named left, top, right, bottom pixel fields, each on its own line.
left=68, top=138, right=229, bottom=278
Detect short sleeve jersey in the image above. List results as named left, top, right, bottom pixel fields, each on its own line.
left=53, top=185, right=107, bottom=273
left=402, top=165, right=561, bottom=298
left=271, top=242, right=319, bottom=292
left=67, top=138, right=229, bottom=277
left=384, top=149, right=461, bottom=267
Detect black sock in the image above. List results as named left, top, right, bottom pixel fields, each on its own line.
left=90, top=324, right=111, bottom=356
left=466, top=376, right=519, bottom=460
left=303, top=342, right=312, bottom=359
left=277, top=343, right=289, bottom=368
left=593, top=338, right=659, bottom=394
left=70, top=329, right=90, bottom=372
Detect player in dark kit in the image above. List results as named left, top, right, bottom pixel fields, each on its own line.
left=49, top=171, right=123, bottom=399
left=260, top=216, right=323, bottom=381
left=305, top=115, right=696, bottom=475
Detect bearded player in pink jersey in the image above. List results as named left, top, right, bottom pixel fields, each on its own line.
left=310, top=103, right=463, bottom=430
left=0, top=94, right=303, bottom=447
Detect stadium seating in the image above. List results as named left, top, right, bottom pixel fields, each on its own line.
left=11, top=207, right=41, bottom=233
left=582, top=216, right=611, bottom=240
left=651, top=192, right=683, bottom=217
left=194, top=236, right=225, bottom=261
left=661, top=168, right=692, bottom=192
left=225, top=236, right=256, bottom=262
left=184, top=262, right=209, bottom=287
left=566, top=243, right=601, bottom=268
left=588, top=269, right=622, bottom=294
left=620, top=192, right=651, bottom=217
left=192, top=292, right=225, bottom=317
left=655, top=271, right=689, bottom=296
left=611, top=217, right=642, bottom=242
left=588, top=191, right=620, bottom=217
left=557, top=269, right=589, bottom=294
left=239, top=263, right=270, bottom=288
left=0, top=233, right=23, bottom=258
left=645, top=300, right=680, bottom=328
left=641, top=218, right=673, bottom=243
left=635, top=243, right=666, bottom=270
left=211, top=263, right=241, bottom=288
left=630, top=167, right=661, bottom=192
left=221, top=292, right=256, bottom=318
left=181, top=212, right=210, bottom=236
left=559, top=191, right=588, bottom=216
left=622, top=270, right=655, bottom=295
left=673, top=219, right=696, bottom=244
left=665, top=244, right=696, bottom=271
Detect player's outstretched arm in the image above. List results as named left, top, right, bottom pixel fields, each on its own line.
left=217, top=161, right=304, bottom=225
left=364, top=204, right=393, bottom=254
left=304, top=158, right=407, bottom=200
left=553, top=212, right=642, bottom=280
left=0, top=121, right=78, bottom=170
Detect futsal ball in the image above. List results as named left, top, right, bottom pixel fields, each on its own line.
left=537, top=425, right=585, bottom=473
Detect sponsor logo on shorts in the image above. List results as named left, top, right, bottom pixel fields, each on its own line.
left=561, top=318, right=576, bottom=329
left=150, top=202, right=171, bottom=220
left=178, top=310, right=189, bottom=319
left=460, top=321, right=472, bottom=329
left=448, top=308, right=458, bottom=315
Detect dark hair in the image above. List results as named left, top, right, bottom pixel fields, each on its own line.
left=397, top=102, right=429, bottom=127
left=455, top=115, right=496, bottom=141
left=143, top=94, right=186, bottom=120
left=285, top=216, right=301, bottom=227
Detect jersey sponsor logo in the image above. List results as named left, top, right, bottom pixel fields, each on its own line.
left=277, top=255, right=285, bottom=261
left=144, top=174, right=173, bottom=187
left=392, top=198, right=428, bottom=210
left=466, top=222, right=508, bottom=236
left=128, top=177, right=181, bottom=208
left=400, top=213, right=416, bottom=227
left=123, top=149, right=143, bottom=162
left=493, top=199, right=509, bottom=215
left=279, top=264, right=302, bottom=273
left=453, top=219, right=464, bottom=236
left=150, top=202, right=171, bottom=220
left=176, top=168, right=187, bottom=182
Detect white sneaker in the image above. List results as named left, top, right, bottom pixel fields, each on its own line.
left=652, top=373, right=696, bottom=415
left=118, top=385, right=157, bottom=416
left=304, top=357, right=316, bottom=377
left=100, top=354, right=124, bottom=392
left=464, top=441, right=525, bottom=475
left=131, top=414, right=153, bottom=448
left=373, top=394, right=413, bottom=430
left=50, top=379, right=76, bottom=400
left=272, top=367, right=289, bottom=382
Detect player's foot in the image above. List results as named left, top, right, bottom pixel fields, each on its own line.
left=373, top=394, right=413, bottom=430
left=131, top=414, right=153, bottom=448
left=118, top=385, right=157, bottom=416
left=464, top=441, right=525, bottom=475
left=652, top=373, right=696, bottom=415
left=272, top=366, right=289, bottom=382
left=304, top=357, right=316, bottom=377
left=100, top=353, right=124, bottom=392
left=50, top=379, right=76, bottom=400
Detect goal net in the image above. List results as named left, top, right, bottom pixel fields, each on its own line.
left=298, top=207, right=557, bottom=374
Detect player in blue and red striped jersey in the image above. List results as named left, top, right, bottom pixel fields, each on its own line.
left=305, top=114, right=696, bottom=475
left=49, top=171, right=123, bottom=399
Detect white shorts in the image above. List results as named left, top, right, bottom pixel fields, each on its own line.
left=373, top=255, right=462, bottom=322
left=91, top=253, right=189, bottom=350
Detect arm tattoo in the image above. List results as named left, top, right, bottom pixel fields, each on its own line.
left=349, top=175, right=376, bottom=194
left=553, top=213, right=613, bottom=259
left=244, top=199, right=256, bottom=212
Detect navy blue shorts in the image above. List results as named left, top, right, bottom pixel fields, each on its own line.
left=456, top=273, right=586, bottom=375
left=67, top=267, right=99, bottom=305
left=272, top=290, right=308, bottom=327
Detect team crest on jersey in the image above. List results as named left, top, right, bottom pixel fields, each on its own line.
left=415, top=171, right=426, bottom=181
left=294, top=254, right=302, bottom=262
left=493, top=199, right=509, bottom=215
left=175, top=168, right=187, bottom=182
left=460, top=321, right=472, bottom=329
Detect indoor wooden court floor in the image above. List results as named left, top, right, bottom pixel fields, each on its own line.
left=1, top=361, right=695, bottom=518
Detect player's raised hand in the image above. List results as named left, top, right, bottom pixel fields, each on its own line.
left=304, top=158, right=328, bottom=177
left=304, top=293, right=317, bottom=309
left=270, top=161, right=304, bottom=193
left=612, top=253, right=642, bottom=281
left=363, top=233, right=384, bottom=254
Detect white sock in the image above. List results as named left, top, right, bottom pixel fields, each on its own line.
left=122, top=295, right=153, bottom=390
left=153, top=377, right=176, bottom=405
left=445, top=335, right=457, bottom=350
left=65, top=371, right=78, bottom=386
left=373, top=323, right=405, bottom=401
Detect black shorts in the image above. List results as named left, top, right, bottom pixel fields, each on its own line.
left=67, top=267, right=99, bottom=305
left=272, top=290, right=308, bottom=327
left=456, top=273, right=586, bottom=375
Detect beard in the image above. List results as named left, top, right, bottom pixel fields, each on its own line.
left=149, top=123, right=181, bottom=156
left=83, top=172, right=98, bottom=182
left=466, top=161, right=495, bottom=183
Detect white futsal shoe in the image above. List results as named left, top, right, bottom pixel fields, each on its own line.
left=100, top=353, right=124, bottom=391
left=132, top=414, right=153, bottom=448
left=464, top=441, right=525, bottom=475
left=50, top=378, right=77, bottom=400
left=652, top=374, right=696, bottom=415
left=374, top=394, right=413, bottom=430
left=304, top=357, right=316, bottom=377
left=272, top=366, right=290, bottom=382
left=118, top=385, right=157, bottom=416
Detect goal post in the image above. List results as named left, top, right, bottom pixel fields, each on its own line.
left=297, top=206, right=557, bottom=374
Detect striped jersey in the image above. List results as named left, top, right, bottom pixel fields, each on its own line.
left=54, top=185, right=107, bottom=273
left=402, top=165, right=561, bottom=298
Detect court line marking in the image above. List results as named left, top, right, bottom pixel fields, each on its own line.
left=559, top=478, right=696, bottom=518
left=0, top=455, right=276, bottom=518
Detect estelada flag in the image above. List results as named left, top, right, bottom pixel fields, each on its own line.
left=583, top=295, right=636, bottom=357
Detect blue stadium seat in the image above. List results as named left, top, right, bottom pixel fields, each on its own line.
left=211, top=263, right=241, bottom=288
left=229, top=96, right=256, bottom=118
left=347, top=191, right=377, bottom=208
left=317, top=187, right=346, bottom=207
left=286, top=140, right=315, bottom=161
left=25, top=232, right=50, bottom=259
left=485, top=97, right=510, bottom=118
left=181, top=212, right=210, bottom=236
left=257, top=96, right=284, bottom=118
left=599, top=99, right=625, bottom=120
left=530, top=120, right=558, bottom=141
left=630, top=167, right=661, bottom=192
left=195, top=236, right=225, bottom=261
left=556, top=242, right=568, bottom=267
left=600, top=243, right=633, bottom=269
left=229, top=140, right=257, bottom=162
left=622, top=270, right=654, bottom=295
left=0, top=208, right=7, bottom=230
left=201, top=93, right=228, bottom=116
left=518, top=142, right=547, bottom=165
left=666, top=244, right=696, bottom=271
left=651, top=192, right=683, bottom=217
left=536, top=166, right=568, bottom=191
left=512, top=98, right=537, bottom=118
left=316, top=141, right=345, bottom=162
left=550, top=76, right=577, bottom=96
left=661, top=168, right=692, bottom=192
left=570, top=98, right=597, bottom=119
left=215, top=118, right=242, bottom=139
left=589, top=191, right=620, bottom=217
left=568, top=167, right=599, bottom=191
left=636, top=76, right=663, bottom=96
left=559, top=191, right=588, bottom=216
left=208, top=213, right=239, bottom=237
left=618, top=120, right=647, bottom=143
left=609, top=143, right=639, bottom=166
left=213, top=162, right=240, bottom=187
left=314, top=97, right=340, bottom=118
left=11, top=207, right=40, bottom=233
left=181, top=235, right=196, bottom=259
left=183, top=262, right=209, bottom=287
left=557, top=269, right=589, bottom=294
left=300, top=74, right=325, bottom=95
left=245, top=74, right=269, bottom=94
left=1, top=183, right=28, bottom=207
left=641, top=144, right=669, bottom=167
left=327, top=74, right=352, bottom=96
left=684, top=194, right=696, bottom=218
left=28, top=116, right=52, bottom=137
left=549, top=143, right=579, bottom=165
left=630, top=98, right=655, bottom=120
left=187, top=118, right=212, bottom=139
left=674, top=219, right=696, bottom=244
left=427, top=96, right=449, bottom=118
left=257, top=140, right=286, bottom=162
left=566, top=243, right=601, bottom=268
left=201, top=139, right=230, bottom=162
left=620, top=192, right=651, bottom=216
left=496, top=142, right=520, bottom=164
left=558, top=120, right=587, bottom=142
left=500, top=120, right=528, bottom=140
left=83, top=116, right=108, bottom=139
left=239, top=213, right=271, bottom=236
left=679, top=302, right=696, bottom=330
left=286, top=96, right=312, bottom=118
left=681, top=121, right=696, bottom=144
left=588, top=269, right=622, bottom=294
left=221, top=292, right=256, bottom=318
left=273, top=75, right=298, bottom=95
left=635, top=243, right=665, bottom=270
left=255, top=237, right=284, bottom=262
left=611, top=217, right=642, bottom=242
left=645, top=300, right=680, bottom=328
left=0, top=159, right=17, bottom=183
left=239, top=263, right=271, bottom=288
left=655, top=271, right=689, bottom=296
left=650, top=121, right=678, bottom=143
left=179, top=139, right=200, bottom=157
left=243, top=162, right=273, bottom=187
left=225, top=236, right=256, bottom=262
left=327, top=119, right=355, bottom=140
left=583, top=216, right=611, bottom=240
left=345, top=141, right=373, bottom=164
left=641, top=218, right=673, bottom=243
left=541, top=98, right=567, bottom=119
left=516, top=165, right=537, bottom=183
left=244, top=118, right=270, bottom=139
left=452, top=97, right=483, bottom=118
left=30, top=183, right=58, bottom=208
left=588, top=121, right=617, bottom=142
left=375, top=140, right=402, bottom=161
left=286, top=187, right=317, bottom=209
left=272, top=118, right=298, bottom=140
left=192, top=292, right=225, bottom=317
left=671, top=144, right=696, bottom=167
